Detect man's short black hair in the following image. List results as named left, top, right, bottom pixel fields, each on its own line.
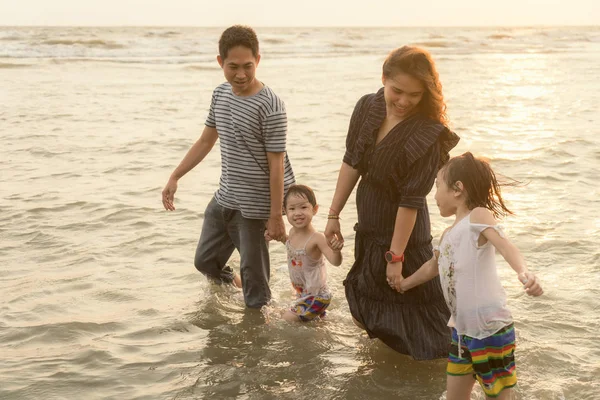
left=219, top=25, right=260, bottom=60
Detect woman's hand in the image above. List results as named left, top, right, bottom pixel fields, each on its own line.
left=324, top=219, right=344, bottom=250
left=386, top=262, right=404, bottom=292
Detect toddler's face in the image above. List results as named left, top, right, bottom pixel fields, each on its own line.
left=285, top=194, right=317, bottom=229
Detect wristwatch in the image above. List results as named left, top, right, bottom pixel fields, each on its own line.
left=385, top=251, right=404, bottom=263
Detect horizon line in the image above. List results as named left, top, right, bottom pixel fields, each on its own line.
left=1, top=24, right=598, bottom=29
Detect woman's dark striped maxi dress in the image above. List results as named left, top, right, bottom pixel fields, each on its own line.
left=343, top=88, right=460, bottom=360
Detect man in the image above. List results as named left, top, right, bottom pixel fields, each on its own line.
left=162, top=25, right=295, bottom=308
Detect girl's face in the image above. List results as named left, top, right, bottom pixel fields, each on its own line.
left=434, top=169, right=460, bottom=218
left=382, top=72, right=424, bottom=121
left=285, top=194, right=317, bottom=229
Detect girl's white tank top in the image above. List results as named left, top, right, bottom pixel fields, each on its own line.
left=437, top=213, right=513, bottom=340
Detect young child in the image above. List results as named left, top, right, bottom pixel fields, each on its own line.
left=399, top=152, right=543, bottom=400
left=279, top=184, right=343, bottom=322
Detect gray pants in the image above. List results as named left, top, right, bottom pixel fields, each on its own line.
left=194, top=196, right=271, bottom=308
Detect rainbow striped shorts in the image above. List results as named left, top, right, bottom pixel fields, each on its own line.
left=291, top=294, right=331, bottom=322
left=447, top=323, right=517, bottom=398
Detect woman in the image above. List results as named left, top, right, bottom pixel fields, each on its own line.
left=325, top=46, right=460, bottom=360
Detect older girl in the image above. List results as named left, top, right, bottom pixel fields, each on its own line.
left=400, top=152, right=543, bottom=399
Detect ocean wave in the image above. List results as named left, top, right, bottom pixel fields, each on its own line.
left=28, top=147, right=71, bottom=157
left=487, top=34, right=514, bottom=40
left=45, top=57, right=215, bottom=66
left=40, top=39, right=126, bottom=49
left=48, top=57, right=150, bottom=65
left=330, top=42, right=353, bottom=48
left=556, top=35, right=593, bottom=43
left=0, top=62, right=32, bottom=69
left=144, top=30, right=181, bottom=38
left=263, top=37, right=288, bottom=44
left=185, top=64, right=220, bottom=71
left=411, top=41, right=451, bottom=48
left=93, top=290, right=139, bottom=303
left=1, top=322, right=124, bottom=345
left=345, top=34, right=365, bottom=40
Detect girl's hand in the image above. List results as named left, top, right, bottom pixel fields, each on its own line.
left=329, top=237, right=344, bottom=251
left=264, top=230, right=273, bottom=242
left=397, top=279, right=409, bottom=294
left=518, top=272, right=543, bottom=296
left=386, top=262, right=404, bottom=292
left=324, top=219, right=343, bottom=250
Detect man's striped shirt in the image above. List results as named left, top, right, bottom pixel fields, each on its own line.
left=206, top=82, right=295, bottom=219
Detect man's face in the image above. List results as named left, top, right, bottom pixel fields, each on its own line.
left=218, top=45, right=260, bottom=96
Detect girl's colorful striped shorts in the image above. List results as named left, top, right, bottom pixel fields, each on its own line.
left=291, top=294, right=331, bottom=322
left=447, top=323, right=517, bottom=398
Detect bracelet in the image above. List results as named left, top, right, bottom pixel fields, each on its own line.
left=327, top=214, right=340, bottom=220
left=329, top=207, right=339, bottom=216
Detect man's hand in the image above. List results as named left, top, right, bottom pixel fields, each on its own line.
left=162, top=178, right=178, bottom=211
left=266, top=214, right=286, bottom=243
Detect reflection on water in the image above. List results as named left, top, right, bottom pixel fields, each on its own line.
left=176, top=289, right=450, bottom=400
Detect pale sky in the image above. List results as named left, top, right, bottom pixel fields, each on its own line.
left=0, top=0, right=598, bottom=27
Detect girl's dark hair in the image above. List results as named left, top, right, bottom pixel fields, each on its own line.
left=284, top=184, right=317, bottom=208
left=218, top=25, right=259, bottom=60
left=441, top=152, right=517, bottom=218
left=382, top=46, right=448, bottom=125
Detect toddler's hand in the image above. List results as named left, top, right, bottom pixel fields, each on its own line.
left=518, top=272, right=543, bottom=297
left=264, top=230, right=273, bottom=242
left=329, top=237, right=344, bottom=251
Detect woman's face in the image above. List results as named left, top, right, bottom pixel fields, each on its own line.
left=382, top=72, right=425, bottom=120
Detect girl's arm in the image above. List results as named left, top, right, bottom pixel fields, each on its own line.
left=398, top=254, right=439, bottom=293
left=313, top=233, right=343, bottom=266
left=471, top=207, right=543, bottom=296
left=398, top=228, right=449, bottom=293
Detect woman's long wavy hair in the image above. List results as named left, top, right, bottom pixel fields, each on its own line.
left=382, top=46, right=448, bottom=125
left=441, top=152, right=518, bottom=218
